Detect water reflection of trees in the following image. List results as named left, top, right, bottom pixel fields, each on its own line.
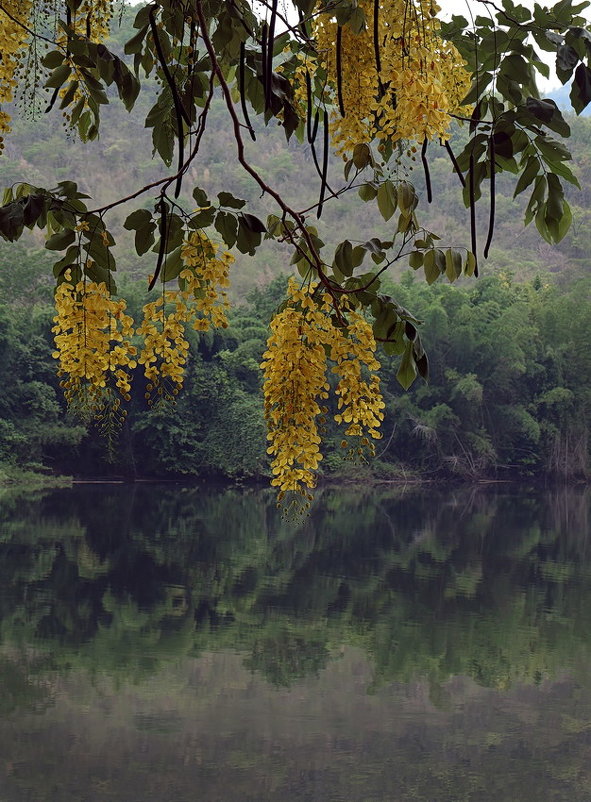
left=1, top=483, right=591, bottom=702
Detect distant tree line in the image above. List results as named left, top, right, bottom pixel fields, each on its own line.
left=0, top=245, right=590, bottom=482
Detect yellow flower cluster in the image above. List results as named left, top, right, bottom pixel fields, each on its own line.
left=261, top=278, right=384, bottom=507
left=137, top=231, right=233, bottom=403
left=331, top=308, right=385, bottom=442
left=312, top=0, right=471, bottom=156
left=180, top=230, right=232, bottom=331
left=68, top=0, right=113, bottom=42
left=0, top=0, right=32, bottom=148
left=136, top=290, right=191, bottom=403
left=52, top=275, right=137, bottom=416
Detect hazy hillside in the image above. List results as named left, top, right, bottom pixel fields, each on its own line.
left=2, top=7, right=591, bottom=296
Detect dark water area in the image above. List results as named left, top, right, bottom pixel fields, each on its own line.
left=1, top=483, right=591, bottom=800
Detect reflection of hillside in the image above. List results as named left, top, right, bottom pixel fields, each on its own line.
left=1, top=484, right=591, bottom=697
left=1, top=650, right=591, bottom=802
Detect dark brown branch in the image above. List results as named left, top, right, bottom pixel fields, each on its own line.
left=88, top=71, right=216, bottom=216
left=195, top=0, right=340, bottom=312
left=0, top=1, right=59, bottom=45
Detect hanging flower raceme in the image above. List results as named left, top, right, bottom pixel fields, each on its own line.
left=136, top=290, right=192, bottom=404
left=311, top=0, right=471, bottom=157
left=179, top=230, right=232, bottom=331
left=330, top=308, right=386, bottom=449
left=137, top=231, right=233, bottom=403
left=0, top=0, right=33, bottom=148
left=67, top=0, right=113, bottom=42
left=261, top=278, right=385, bottom=511
left=51, top=273, right=137, bottom=417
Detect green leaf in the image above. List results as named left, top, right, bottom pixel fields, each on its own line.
left=358, top=183, right=377, bottom=202
left=214, top=211, right=238, bottom=249
left=52, top=246, right=79, bottom=278
left=162, top=246, right=183, bottom=282
left=135, top=223, right=157, bottom=256
left=45, top=230, right=75, bottom=251
left=193, top=187, right=209, bottom=207
left=42, top=50, right=64, bottom=70
left=0, top=203, right=25, bottom=241
left=397, top=340, right=418, bottom=390
left=397, top=181, right=417, bottom=214
left=570, top=63, right=591, bottom=114
left=351, top=245, right=366, bottom=268
left=465, top=251, right=477, bottom=277
left=514, top=156, right=540, bottom=198
left=334, top=240, right=353, bottom=277
left=22, top=194, right=46, bottom=227
left=352, top=143, right=371, bottom=169
left=376, top=180, right=397, bottom=221
left=124, top=209, right=152, bottom=230
left=45, top=64, right=71, bottom=89
left=239, top=213, right=266, bottom=234
left=124, top=24, right=149, bottom=56
left=408, top=250, right=423, bottom=270
left=217, top=191, right=246, bottom=209
left=423, top=250, right=440, bottom=285
left=189, top=207, right=216, bottom=228
left=59, top=81, right=80, bottom=110
left=85, top=262, right=116, bottom=291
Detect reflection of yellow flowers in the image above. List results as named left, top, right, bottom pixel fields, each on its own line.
left=52, top=275, right=136, bottom=414
left=312, top=0, right=471, bottom=157
left=261, top=278, right=384, bottom=508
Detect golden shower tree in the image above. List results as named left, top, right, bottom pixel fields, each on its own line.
left=0, top=0, right=590, bottom=503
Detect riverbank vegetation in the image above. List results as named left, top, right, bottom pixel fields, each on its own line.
left=1, top=258, right=590, bottom=482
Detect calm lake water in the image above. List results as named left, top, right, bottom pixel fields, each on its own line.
left=0, top=483, right=591, bottom=801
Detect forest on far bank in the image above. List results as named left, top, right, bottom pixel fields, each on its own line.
left=1, top=254, right=590, bottom=483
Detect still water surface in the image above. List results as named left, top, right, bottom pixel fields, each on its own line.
left=0, top=483, right=590, bottom=801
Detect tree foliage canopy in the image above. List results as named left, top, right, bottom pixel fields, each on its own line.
left=1, top=0, right=591, bottom=502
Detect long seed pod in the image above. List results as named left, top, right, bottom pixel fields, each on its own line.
left=148, top=200, right=168, bottom=291
left=45, top=86, right=61, bottom=114
left=305, top=70, right=320, bottom=144
left=443, top=140, right=466, bottom=187
left=239, top=41, right=256, bottom=141
left=483, top=136, right=495, bottom=259
left=421, top=138, right=432, bottom=203
left=373, top=0, right=385, bottom=97
left=468, top=152, right=478, bottom=277
left=267, top=0, right=277, bottom=109
left=148, top=8, right=188, bottom=197
left=148, top=8, right=191, bottom=127
left=336, top=26, right=345, bottom=117
left=317, top=110, right=329, bottom=219
left=261, top=22, right=269, bottom=111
